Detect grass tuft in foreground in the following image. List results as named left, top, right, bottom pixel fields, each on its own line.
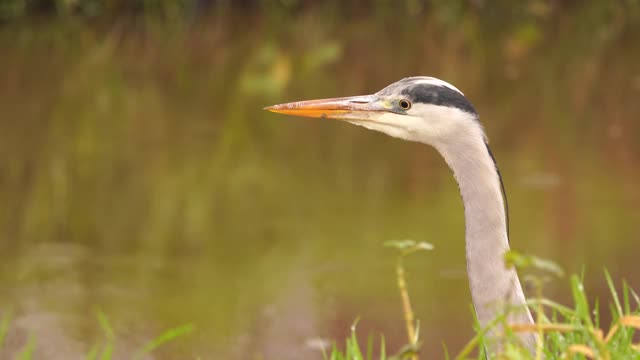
left=328, top=245, right=640, bottom=360
left=323, top=320, right=386, bottom=360
left=0, top=309, right=194, bottom=360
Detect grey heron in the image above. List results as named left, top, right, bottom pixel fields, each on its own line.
left=265, top=77, right=537, bottom=354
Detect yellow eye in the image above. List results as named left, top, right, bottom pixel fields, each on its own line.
left=399, top=99, right=411, bottom=110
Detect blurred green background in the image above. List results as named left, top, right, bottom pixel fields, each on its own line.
left=1, top=1, right=639, bottom=359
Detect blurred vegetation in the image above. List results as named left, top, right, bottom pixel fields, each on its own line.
left=1, top=0, right=639, bottom=26
left=1, top=0, right=639, bottom=359
left=328, top=250, right=640, bottom=359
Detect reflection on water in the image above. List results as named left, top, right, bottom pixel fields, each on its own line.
left=1, top=4, right=640, bottom=359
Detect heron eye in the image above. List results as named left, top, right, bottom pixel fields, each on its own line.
left=399, top=99, right=411, bottom=110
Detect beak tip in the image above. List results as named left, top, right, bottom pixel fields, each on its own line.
left=264, top=104, right=284, bottom=113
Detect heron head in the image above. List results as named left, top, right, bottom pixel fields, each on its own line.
left=265, top=77, right=485, bottom=148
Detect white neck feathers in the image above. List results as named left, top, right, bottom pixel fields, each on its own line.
left=432, top=115, right=536, bottom=352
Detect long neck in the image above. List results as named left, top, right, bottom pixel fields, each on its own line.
left=435, top=132, right=536, bottom=352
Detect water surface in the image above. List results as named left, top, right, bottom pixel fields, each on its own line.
left=1, top=5, right=640, bottom=359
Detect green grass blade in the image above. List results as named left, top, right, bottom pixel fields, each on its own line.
left=528, top=298, right=575, bottom=316
left=0, top=312, right=11, bottom=350
left=322, top=341, right=329, bottom=360
left=96, top=308, right=115, bottom=341
left=442, top=341, right=450, bottom=360
left=571, top=275, right=593, bottom=327
left=594, top=297, right=600, bottom=329
left=85, top=344, right=100, bottom=360
left=332, top=343, right=341, bottom=360
left=348, top=326, right=363, bottom=359
left=604, top=269, right=623, bottom=318
left=17, top=335, right=35, bottom=360
left=99, top=344, right=113, bottom=360
left=623, top=280, right=631, bottom=315
left=630, top=287, right=640, bottom=310
left=133, top=324, right=194, bottom=360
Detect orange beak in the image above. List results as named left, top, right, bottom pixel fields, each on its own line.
left=264, top=95, right=385, bottom=121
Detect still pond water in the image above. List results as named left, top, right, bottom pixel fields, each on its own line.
left=1, top=8, right=640, bottom=359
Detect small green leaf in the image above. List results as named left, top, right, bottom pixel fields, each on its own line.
left=384, top=240, right=434, bottom=256
left=504, top=250, right=564, bottom=277
left=384, top=239, right=417, bottom=250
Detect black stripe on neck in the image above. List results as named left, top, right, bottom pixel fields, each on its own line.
left=485, top=143, right=510, bottom=240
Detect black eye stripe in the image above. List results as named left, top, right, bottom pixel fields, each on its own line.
left=399, top=85, right=476, bottom=114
